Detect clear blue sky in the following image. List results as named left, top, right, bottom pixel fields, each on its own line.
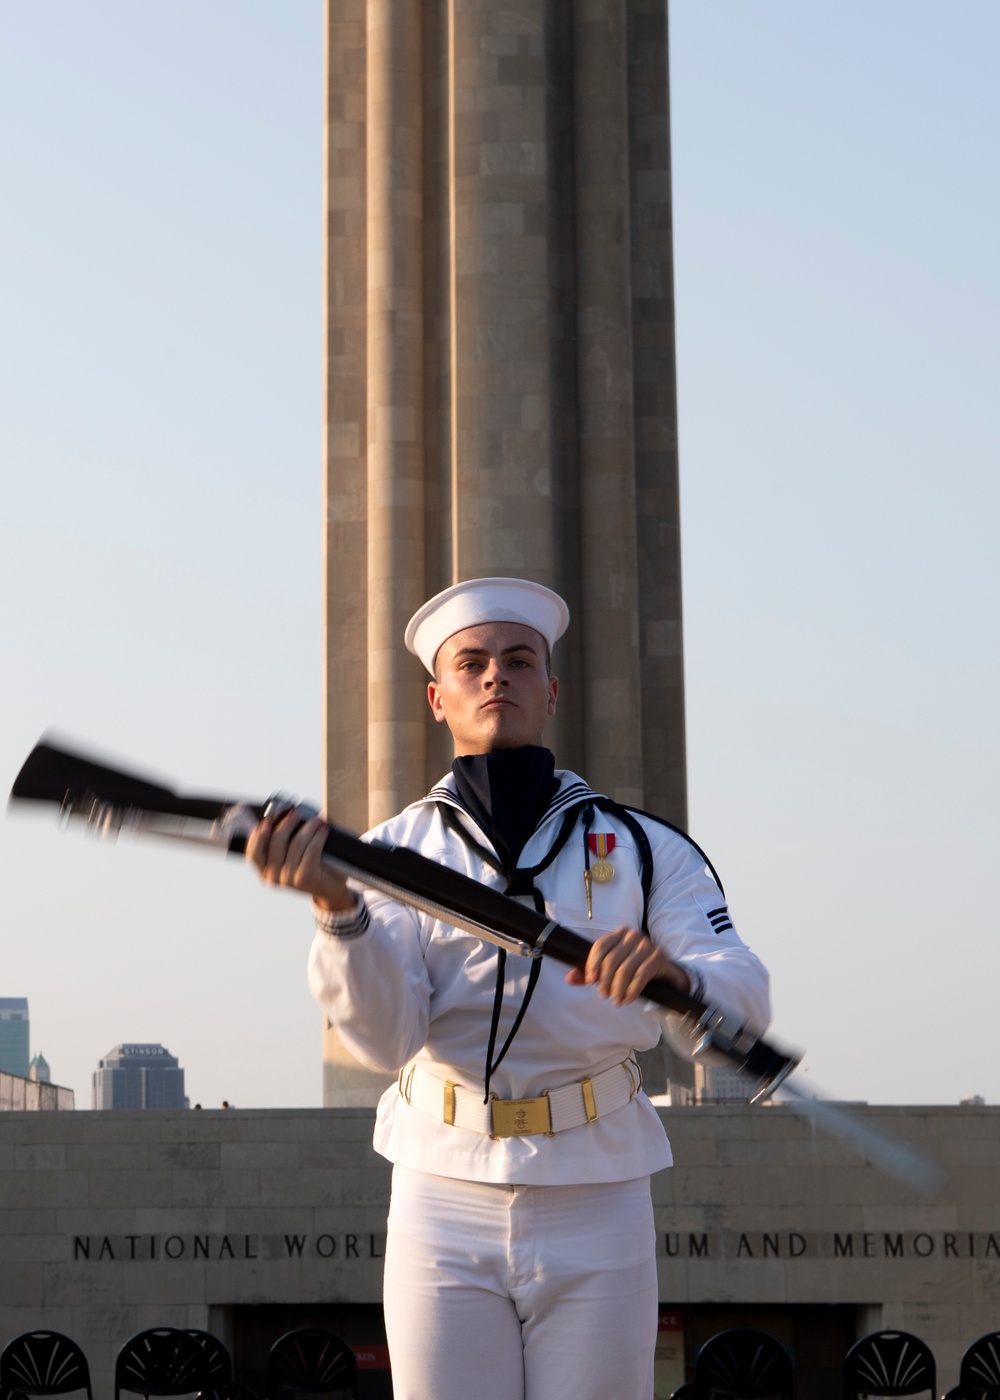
left=1, top=3, right=997, bottom=1110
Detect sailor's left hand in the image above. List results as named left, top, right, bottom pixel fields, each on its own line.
left=565, top=926, right=691, bottom=1006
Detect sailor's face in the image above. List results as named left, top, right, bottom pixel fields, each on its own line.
left=427, top=622, right=558, bottom=755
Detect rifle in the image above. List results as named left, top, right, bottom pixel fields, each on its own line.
left=9, top=735, right=946, bottom=1193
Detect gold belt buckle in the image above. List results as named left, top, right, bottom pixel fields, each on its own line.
left=490, top=1094, right=552, bottom=1137
left=580, top=1076, right=599, bottom=1123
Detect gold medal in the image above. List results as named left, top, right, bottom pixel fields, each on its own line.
left=586, top=834, right=617, bottom=889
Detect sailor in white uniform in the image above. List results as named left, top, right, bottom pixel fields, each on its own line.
left=248, top=577, right=771, bottom=1400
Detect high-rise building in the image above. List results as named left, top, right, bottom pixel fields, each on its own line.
left=0, top=999, right=30, bottom=1079
left=92, top=1043, right=187, bottom=1110
left=29, top=1053, right=51, bottom=1083
left=694, top=1062, right=755, bottom=1105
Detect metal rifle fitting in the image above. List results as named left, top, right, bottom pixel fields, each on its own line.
left=690, top=1004, right=800, bottom=1103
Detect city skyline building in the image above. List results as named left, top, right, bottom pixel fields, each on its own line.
left=0, top=1068, right=74, bottom=1111
left=92, top=1042, right=187, bottom=1110
left=0, top=997, right=30, bottom=1079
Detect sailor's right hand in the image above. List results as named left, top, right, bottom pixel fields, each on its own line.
left=246, top=812, right=356, bottom=913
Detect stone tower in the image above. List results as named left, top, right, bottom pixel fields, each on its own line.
left=322, top=0, right=686, bottom=1104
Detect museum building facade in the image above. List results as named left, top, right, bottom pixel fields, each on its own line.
left=1, top=1103, right=997, bottom=1398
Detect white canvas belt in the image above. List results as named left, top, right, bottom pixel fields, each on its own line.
left=398, top=1057, right=642, bottom=1138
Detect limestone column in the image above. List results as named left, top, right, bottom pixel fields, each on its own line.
left=449, top=1, right=558, bottom=592
left=573, top=0, right=645, bottom=807
left=322, top=0, right=368, bottom=837
left=365, top=0, right=426, bottom=827
left=628, top=0, right=687, bottom=823
left=321, top=0, right=427, bottom=1107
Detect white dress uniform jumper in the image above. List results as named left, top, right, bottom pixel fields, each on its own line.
left=309, top=752, right=771, bottom=1400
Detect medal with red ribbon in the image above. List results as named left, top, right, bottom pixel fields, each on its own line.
left=587, top=832, right=616, bottom=884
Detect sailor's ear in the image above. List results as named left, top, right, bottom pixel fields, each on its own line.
left=427, top=681, right=447, bottom=724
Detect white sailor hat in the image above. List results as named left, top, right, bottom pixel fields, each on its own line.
left=404, top=577, right=570, bottom=675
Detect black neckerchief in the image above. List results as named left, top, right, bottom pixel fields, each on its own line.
left=450, top=746, right=558, bottom=1100
left=451, top=746, right=558, bottom=866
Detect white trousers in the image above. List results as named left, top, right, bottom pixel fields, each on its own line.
left=383, top=1166, right=658, bottom=1400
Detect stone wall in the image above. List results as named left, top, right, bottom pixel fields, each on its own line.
left=0, top=1108, right=389, bottom=1394
left=1, top=1104, right=997, bottom=1394
left=651, top=1103, right=1000, bottom=1385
